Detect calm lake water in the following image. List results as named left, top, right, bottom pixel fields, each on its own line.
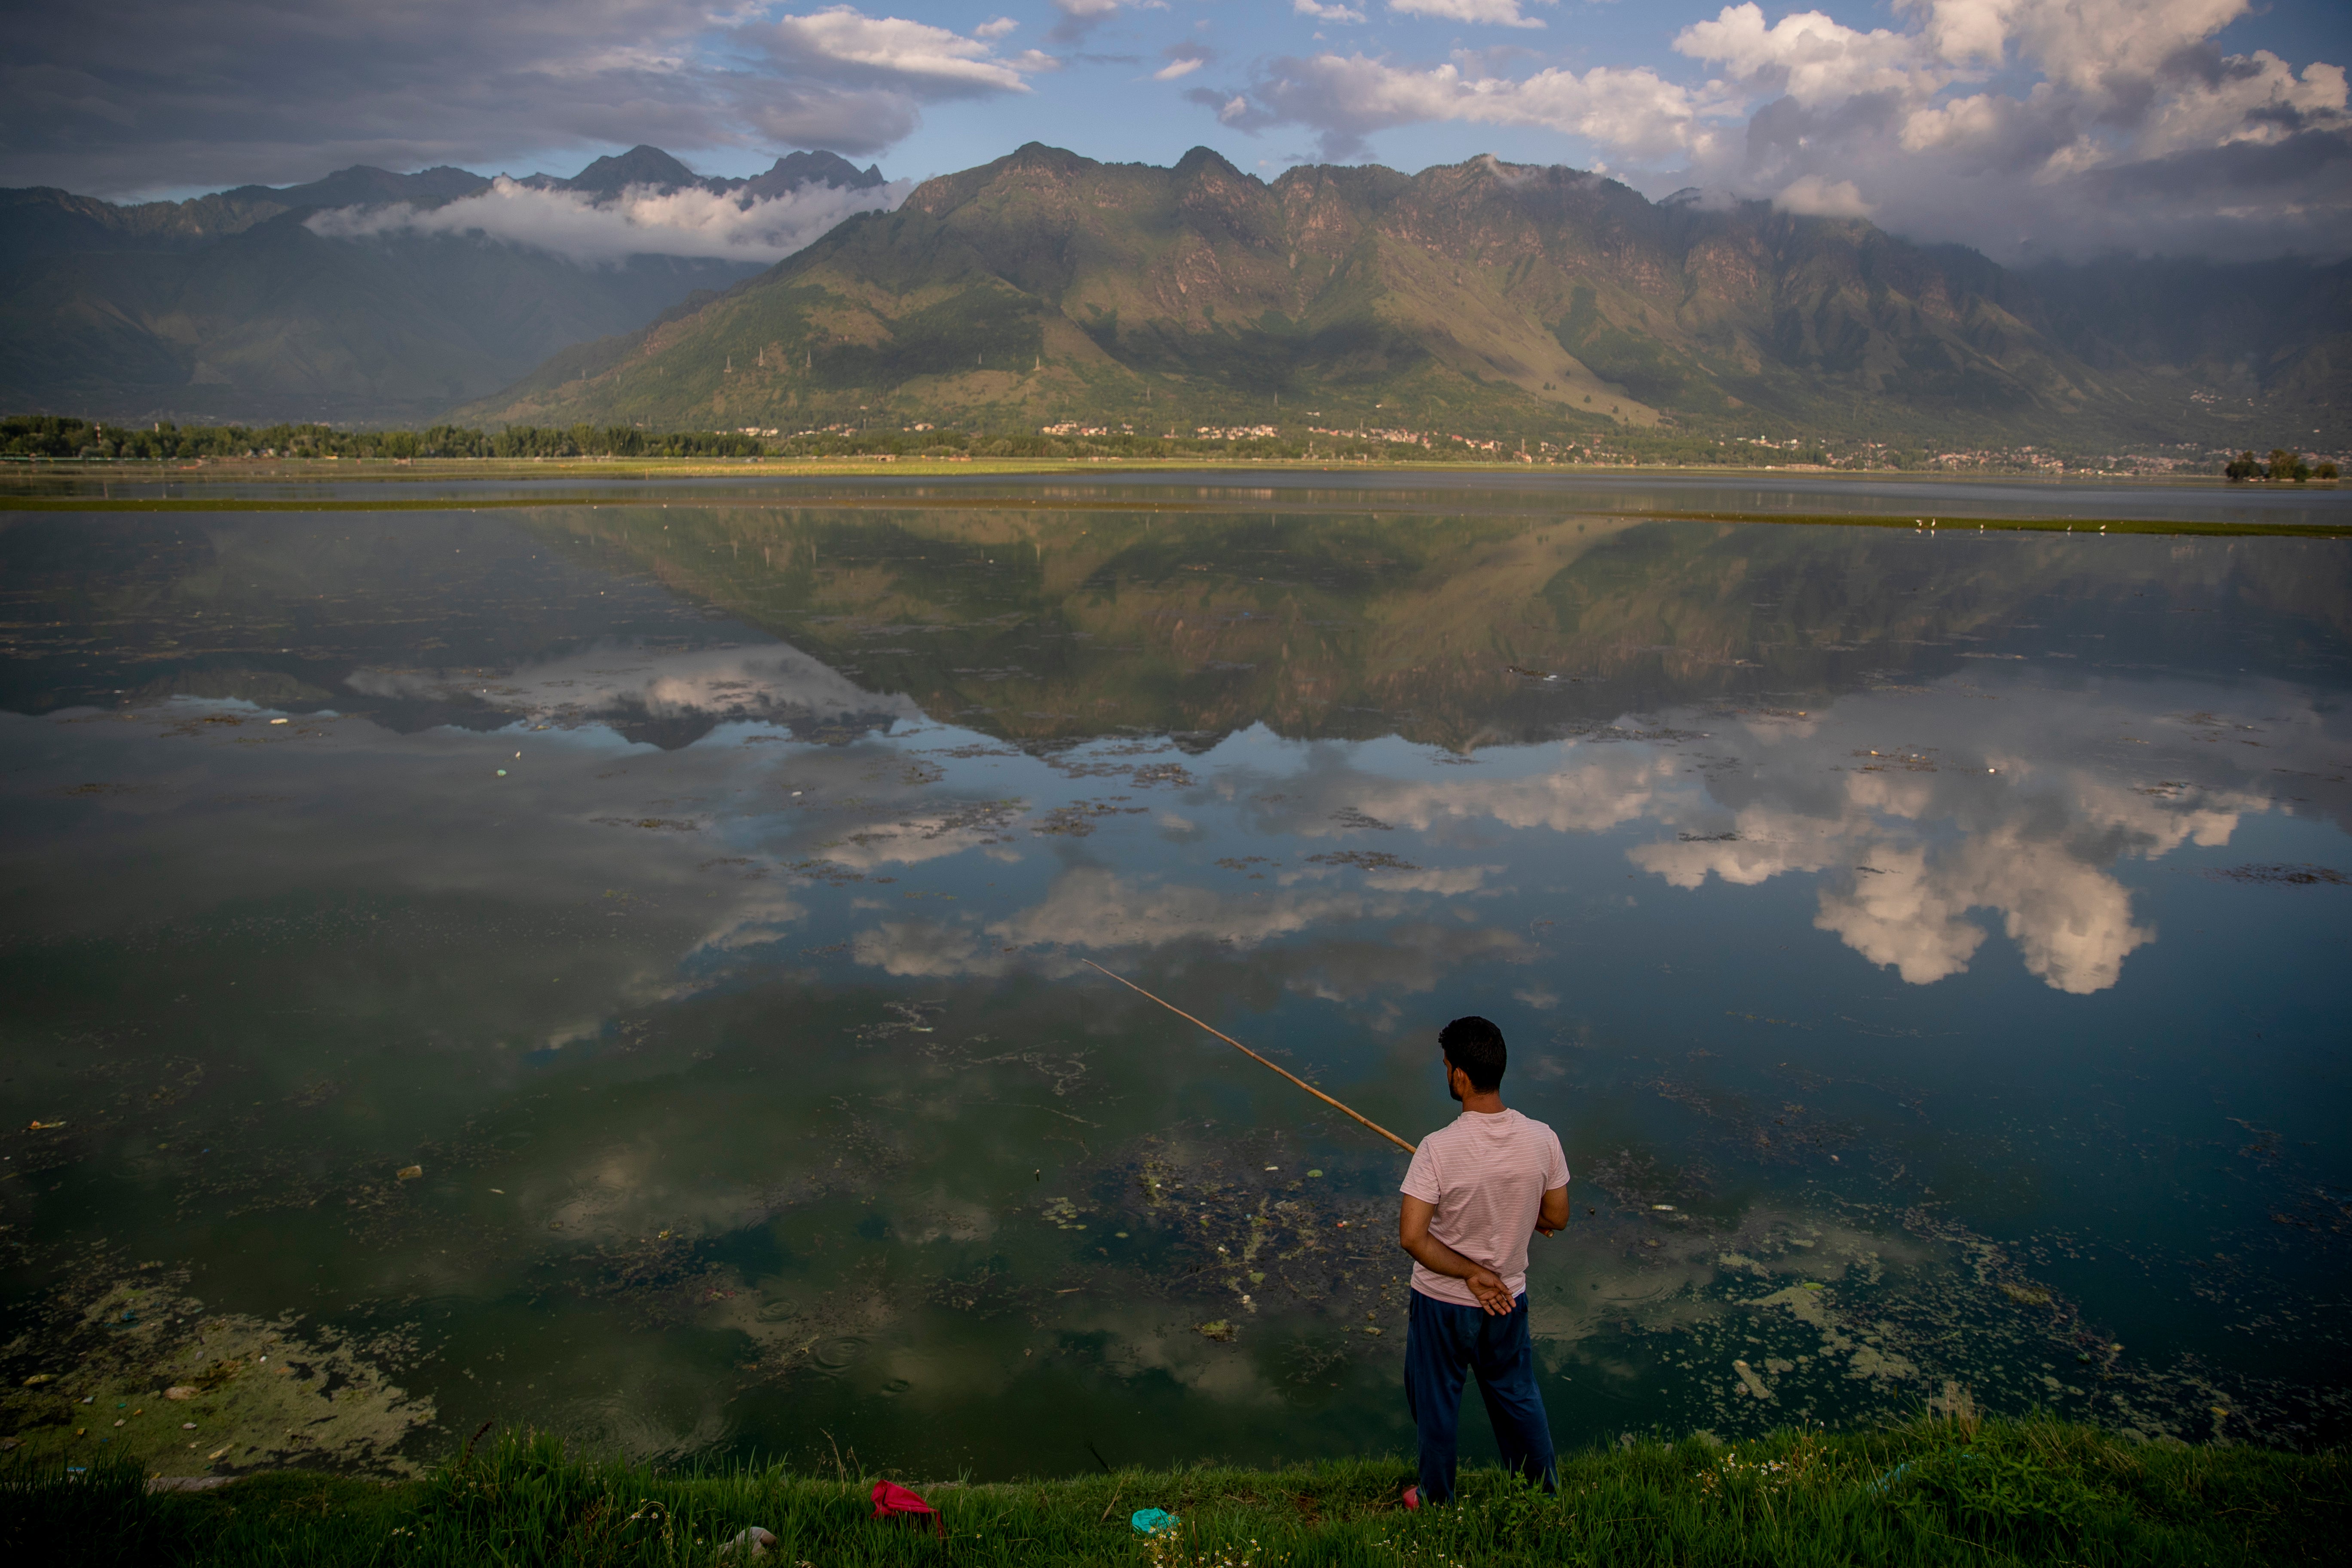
left=2, top=475, right=2347, bottom=1479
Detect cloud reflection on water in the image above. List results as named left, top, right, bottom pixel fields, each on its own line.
left=1619, top=699, right=2273, bottom=992
left=346, top=638, right=922, bottom=744
left=812, top=674, right=2310, bottom=998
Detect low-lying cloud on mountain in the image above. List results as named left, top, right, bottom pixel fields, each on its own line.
left=0, top=144, right=901, bottom=425
left=309, top=174, right=913, bottom=264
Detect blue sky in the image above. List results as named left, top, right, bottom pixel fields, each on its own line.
left=4, top=1, right=2345, bottom=259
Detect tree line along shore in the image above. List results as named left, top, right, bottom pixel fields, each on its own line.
left=3, top=416, right=2337, bottom=480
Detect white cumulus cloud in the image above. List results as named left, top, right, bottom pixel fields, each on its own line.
left=1675, top=4, right=1954, bottom=107
left=761, top=8, right=1044, bottom=95
left=1389, top=0, right=1554, bottom=28
left=1208, top=53, right=1719, bottom=162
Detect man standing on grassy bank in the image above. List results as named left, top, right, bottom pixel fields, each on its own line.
left=1397, top=1016, right=1570, bottom=1508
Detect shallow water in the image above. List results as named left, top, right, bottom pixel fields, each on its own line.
left=2, top=478, right=2347, bottom=1477
left=21, top=466, right=2352, bottom=529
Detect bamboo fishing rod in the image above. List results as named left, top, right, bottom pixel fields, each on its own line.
left=1081, top=959, right=1416, bottom=1155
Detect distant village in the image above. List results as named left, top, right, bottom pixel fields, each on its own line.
left=991, top=421, right=2345, bottom=478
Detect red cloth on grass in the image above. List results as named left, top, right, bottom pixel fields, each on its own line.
left=872, top=1479, right=946, bottom=1537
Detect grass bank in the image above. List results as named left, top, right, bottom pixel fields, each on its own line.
left=7, top=1418, right=2345, bottom=1567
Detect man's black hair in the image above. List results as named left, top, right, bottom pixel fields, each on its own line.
left=1439, top=1015, right=1507, bottom=1093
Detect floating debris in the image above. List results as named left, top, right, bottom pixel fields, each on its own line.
left=720, top=1525, right=778, bottom=1560
left=2208, top=864, right=2348, bottom=887
left=1303, top=850, right=1421, bottom=871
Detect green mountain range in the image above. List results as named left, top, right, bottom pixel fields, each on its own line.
left=0, top=148, right=881, bottom=427
left=4, top=141, right=2341, bottom=446
left=452, top=144, right=2349, bottom=450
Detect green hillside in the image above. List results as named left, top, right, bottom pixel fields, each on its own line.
left=0, top=214, right=757, bottom=426
left=0, top=149, right=887, bottom=427
left=453, top=144, right=2339, bottom=449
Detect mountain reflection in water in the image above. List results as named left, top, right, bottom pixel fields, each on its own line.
left=0, top=493, right=2346, bottom=1479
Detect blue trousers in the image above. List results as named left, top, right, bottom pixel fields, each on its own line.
left=1403, top=1287, right=1556, bottom=1504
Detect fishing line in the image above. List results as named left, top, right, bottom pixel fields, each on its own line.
left=1081, top=959, right=1416, bottom=1154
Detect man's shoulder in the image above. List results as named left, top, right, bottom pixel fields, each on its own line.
left=1507, top=1108, right=1562, bottom=1140
left=1501, top=1109, right=1563, bottom=1152
left=1419, top=1113, right=1477, bottom=1152
left=1425, top=1108, right=1560, bottom=1151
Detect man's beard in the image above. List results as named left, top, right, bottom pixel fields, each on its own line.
left=1447, top=1070, right=1462, bottom=1103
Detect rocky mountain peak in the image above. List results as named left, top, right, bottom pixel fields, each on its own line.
left=563, top=145, right=703, bottom=196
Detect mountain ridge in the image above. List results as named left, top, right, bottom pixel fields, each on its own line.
left=451, top=143, right=2347, bottom=448
left=515, top=145, right=884, bottom=202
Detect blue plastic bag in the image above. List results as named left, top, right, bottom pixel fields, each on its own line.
left=1131, top=1507, right=1181, bottom=1536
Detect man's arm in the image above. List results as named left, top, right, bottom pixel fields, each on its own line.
left=1535, top=1183, right=1570, bottom=1237
left=1399, top=1194, right=1514, bottom=1315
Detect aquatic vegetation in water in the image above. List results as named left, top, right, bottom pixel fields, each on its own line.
left=2206, top=863, right=2348, bottom=886
left=0, top=1267, right=431, bottom=1477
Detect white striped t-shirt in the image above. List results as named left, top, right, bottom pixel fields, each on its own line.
left=1399, top=1108, right=1570, bottom=1307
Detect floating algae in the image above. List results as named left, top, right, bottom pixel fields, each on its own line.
left=0, top=1271, right=431, bottom=1477
left=1535, top=1195, right=2350, bottom=1449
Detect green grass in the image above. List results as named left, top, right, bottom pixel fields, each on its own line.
left=5, top=1418, right=2344, bottom=1567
